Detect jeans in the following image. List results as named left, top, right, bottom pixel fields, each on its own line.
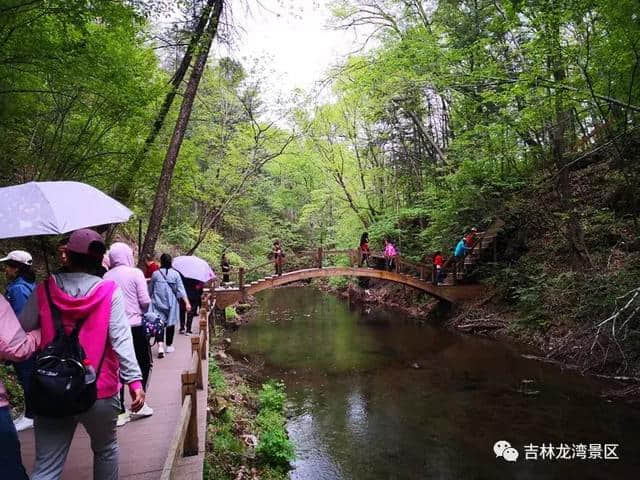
left=0, top=406, right=28, bottom=480
left=31, top=396, right=120, bottom=480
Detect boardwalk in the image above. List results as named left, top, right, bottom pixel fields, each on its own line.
left=18, top=324, right=208, bottom=479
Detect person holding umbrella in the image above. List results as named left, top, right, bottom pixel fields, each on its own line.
left=0, top=294, right=41, bottom=479
left=171, top=255, right=213, bottom=334
left=149, top=254, right=190, bottom=358
left=179, top=275, right=203, bottom=335
left=104, top=242, right=154, bottom=426
left=18, top=229, right=145, bottom=480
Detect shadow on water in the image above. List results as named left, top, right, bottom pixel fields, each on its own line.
left=229, top=286, right=640, bottom=480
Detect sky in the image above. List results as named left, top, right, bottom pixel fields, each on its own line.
left=217, top=0, right=369, bottom=103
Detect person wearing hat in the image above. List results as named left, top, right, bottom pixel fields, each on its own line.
left=1, top=250, right=36, bottom=316
left=1, top=250, right=37, bottom=432
left=18, top=229, right=145, bottom=480
left=465, top=227, right=479, bottom=252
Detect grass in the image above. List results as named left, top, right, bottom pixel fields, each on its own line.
left=204, top=356, right=293, bottom=480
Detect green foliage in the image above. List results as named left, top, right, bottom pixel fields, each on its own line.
left=208, top=357, right=226, bottom=392
left=258, top=380, right=287, bottom=412
left=256, top=427, right=295, bottom=471
left=0, top=364, right=23, bottom=415
left=256, top=381, right=294, bottom=471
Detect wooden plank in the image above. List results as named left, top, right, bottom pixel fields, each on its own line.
left=159, top=395, right=192, bottom=480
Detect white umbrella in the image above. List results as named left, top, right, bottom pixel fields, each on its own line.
left=173, top=255, right=216, bottom=283
left=0, top=181, right=133, bottom=239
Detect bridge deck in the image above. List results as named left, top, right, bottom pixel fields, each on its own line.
left=18, top=322, right=208, bottom=479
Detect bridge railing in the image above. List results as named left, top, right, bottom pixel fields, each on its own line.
left=215, top=221, right=503, bottom=292
left=160, top=294, right=212, bottom=480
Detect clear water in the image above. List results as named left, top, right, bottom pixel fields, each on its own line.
left=229, top=286, right=640, bottom=480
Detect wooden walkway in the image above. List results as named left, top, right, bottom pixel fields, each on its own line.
left=18, top=323, right=208, bottom=479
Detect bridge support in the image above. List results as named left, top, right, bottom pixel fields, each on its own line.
left=239, top=267, right=246, bottom=301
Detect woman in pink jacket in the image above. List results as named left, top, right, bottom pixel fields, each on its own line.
left=19, top=229, right=145, bottom=480
left=104, top=242, right=153, bottom=426
left=0, top=294, right=40, bottom=479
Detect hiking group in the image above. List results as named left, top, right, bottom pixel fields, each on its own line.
left=0, top=229, right=211, bottom=480
left=356, top=227, right=481, bottom=286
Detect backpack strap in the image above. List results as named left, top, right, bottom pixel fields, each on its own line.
left=43, top=278, right=64, bottom=335
left=44, top=277, right=90, bottom=336
left=159, top=268, right=179, bottom=299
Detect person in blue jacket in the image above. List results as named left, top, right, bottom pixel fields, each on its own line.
left=454, top=238, right=469, bottom=261
left=1, top=250, right=36, bottom=432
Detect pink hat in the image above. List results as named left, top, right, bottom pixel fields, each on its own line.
left=67, top=229, right=105, bottom=255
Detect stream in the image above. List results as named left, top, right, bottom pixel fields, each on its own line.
left=229, top=286, right=640, bottom=479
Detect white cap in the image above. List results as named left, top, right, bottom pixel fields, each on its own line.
left=0, top=250, right=33, bottom=265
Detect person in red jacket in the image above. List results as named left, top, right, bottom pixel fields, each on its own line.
left=433, top=251, right=445, bottom=285
left=465, top=227, right=479, bottom=251
left=359, top=232, right=370, bottom=267
left=143, top=253, right=159, bottom=280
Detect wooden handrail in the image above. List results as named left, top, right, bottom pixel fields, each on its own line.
left=160, top=294, right=211, bottom=480
left=159, top=395, right=192, bottom=480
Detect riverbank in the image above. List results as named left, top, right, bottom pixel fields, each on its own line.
left=322, top=279, right=640, bottom=401
left=204, top=336, right=294, bottom=480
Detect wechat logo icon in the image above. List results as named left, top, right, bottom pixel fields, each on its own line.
left=494, top=440, right=519, bottom=462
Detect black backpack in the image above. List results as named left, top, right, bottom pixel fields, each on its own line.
left=29, top=280, right=107, bottom=418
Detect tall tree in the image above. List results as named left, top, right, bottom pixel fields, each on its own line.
left=139, top=0, right=224, bottom=266
left=113, top=0, right=217, bottom=204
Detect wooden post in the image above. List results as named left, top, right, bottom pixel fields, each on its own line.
left=199, top=319, right=208, bottom=359
left=239, top=267, right=245, bottom=301
left=191, top=337, right=203, bottom=389
left=181, top=371, right=198, bottom=456
left=317, top=247, right=323, bottom=268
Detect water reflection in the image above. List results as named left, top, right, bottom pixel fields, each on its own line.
left=230, top=287, right=640, bottom=480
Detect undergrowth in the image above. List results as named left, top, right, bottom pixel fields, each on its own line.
left=204, top=355, right=293, bottom=480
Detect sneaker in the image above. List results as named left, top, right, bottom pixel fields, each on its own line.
left=179, top=328, right=185, bottom=334
left=158, top=343, right=165, bottom=358
left=131, top=403, right=154, bottom=419
left=166, top=346, right=175, bottom=353
left=13, top=415, right=33, bottom=432
left=117, top=411, right=130, bottom=427
left=186, top=330, right=193, bottom=335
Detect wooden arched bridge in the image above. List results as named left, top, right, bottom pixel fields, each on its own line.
left=213, top=220, right=504, bottom=308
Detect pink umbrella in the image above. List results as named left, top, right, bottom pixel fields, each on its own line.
left=173, top=255, right=215, bottom=283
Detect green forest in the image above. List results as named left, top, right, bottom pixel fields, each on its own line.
left=2, top=0, right=640, bottom=372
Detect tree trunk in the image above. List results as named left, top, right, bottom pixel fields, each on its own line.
left=139, top=0, right=224, bottom=267
left=114, top=0, right=216, bottom=205
left=550, top=29, right=590, bottom=268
